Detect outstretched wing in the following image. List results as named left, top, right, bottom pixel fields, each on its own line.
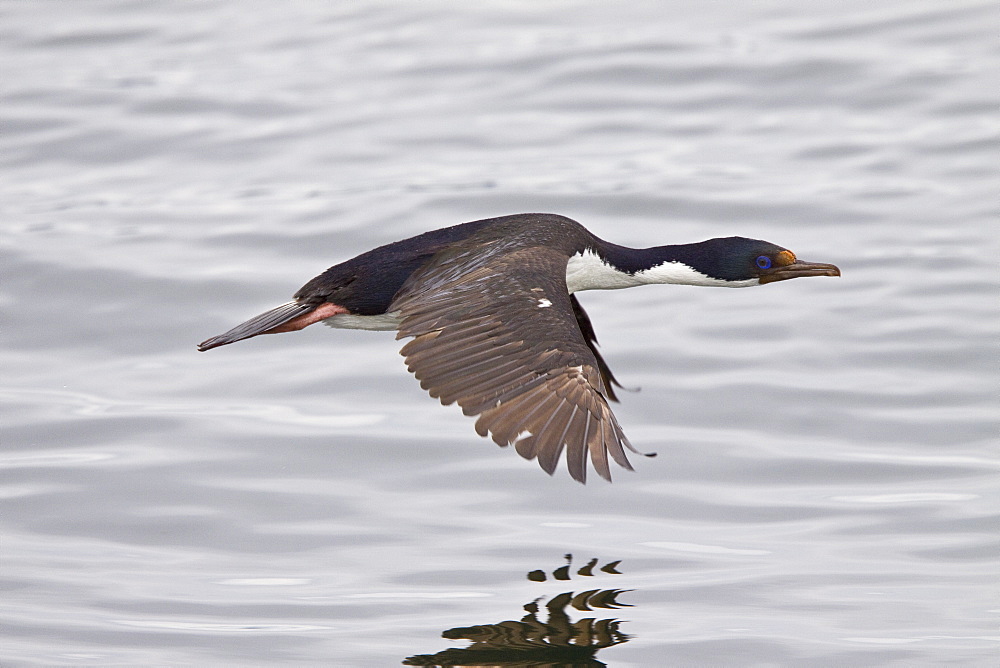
left=390, top=236, right=645, bottom=483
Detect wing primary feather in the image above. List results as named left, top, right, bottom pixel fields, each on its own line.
left=458, top=373, right=554, bottom=416
left=537, top=404, right=577, bottom=476
left=590, top=416, right=612, bottom=482
left=440, top=371, right=536, bottom=411
left=567, top=410, right=592, bottom=484
left=429, top=366, right=536, bottom=408
left=605, top=416, right=638, bottom=471
left=481, top=390, right=563, bottom=447
left=522, top=400, right=572, bottom=472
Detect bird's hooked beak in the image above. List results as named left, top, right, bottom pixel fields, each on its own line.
left=758, top=257, right=841, bottom=284
left=198, top=301, right=347, bottom=351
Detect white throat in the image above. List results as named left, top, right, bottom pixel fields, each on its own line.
left=565, top=249, right=758, bottom=292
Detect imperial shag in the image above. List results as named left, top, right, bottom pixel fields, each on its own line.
left=199, top=213, right=840, bottom=483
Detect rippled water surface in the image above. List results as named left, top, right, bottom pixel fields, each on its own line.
left=3, top=1, right=998, bottom=665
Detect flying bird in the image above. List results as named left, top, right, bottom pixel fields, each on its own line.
left=199, top=213, right=840, bottom=483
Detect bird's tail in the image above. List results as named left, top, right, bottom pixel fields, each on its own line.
left=197, top=301, right=317, bottom=351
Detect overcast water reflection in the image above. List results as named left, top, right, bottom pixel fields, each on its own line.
left=405, top=555, right=631, bottom=667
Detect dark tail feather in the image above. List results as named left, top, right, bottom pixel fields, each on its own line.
left=198, top=301, right=315, bottom=351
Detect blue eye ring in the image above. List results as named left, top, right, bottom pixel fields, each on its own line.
left=755, top=255, right=772, bottom=270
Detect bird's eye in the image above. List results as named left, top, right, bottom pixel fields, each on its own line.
left=755, top=255, right=772, bottom=270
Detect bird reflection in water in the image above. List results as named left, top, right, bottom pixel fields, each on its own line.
left=404, top=554, right=632, bottom=667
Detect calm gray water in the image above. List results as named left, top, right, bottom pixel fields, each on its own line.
left=3, top=1, right=998, bottom=665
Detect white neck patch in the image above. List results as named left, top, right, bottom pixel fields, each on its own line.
left=565, top=249, right=759, bottom=292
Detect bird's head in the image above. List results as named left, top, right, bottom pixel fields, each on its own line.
left=685, top=237, right=841, bottom=285
left=751, top=244, right=841, bottom=285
